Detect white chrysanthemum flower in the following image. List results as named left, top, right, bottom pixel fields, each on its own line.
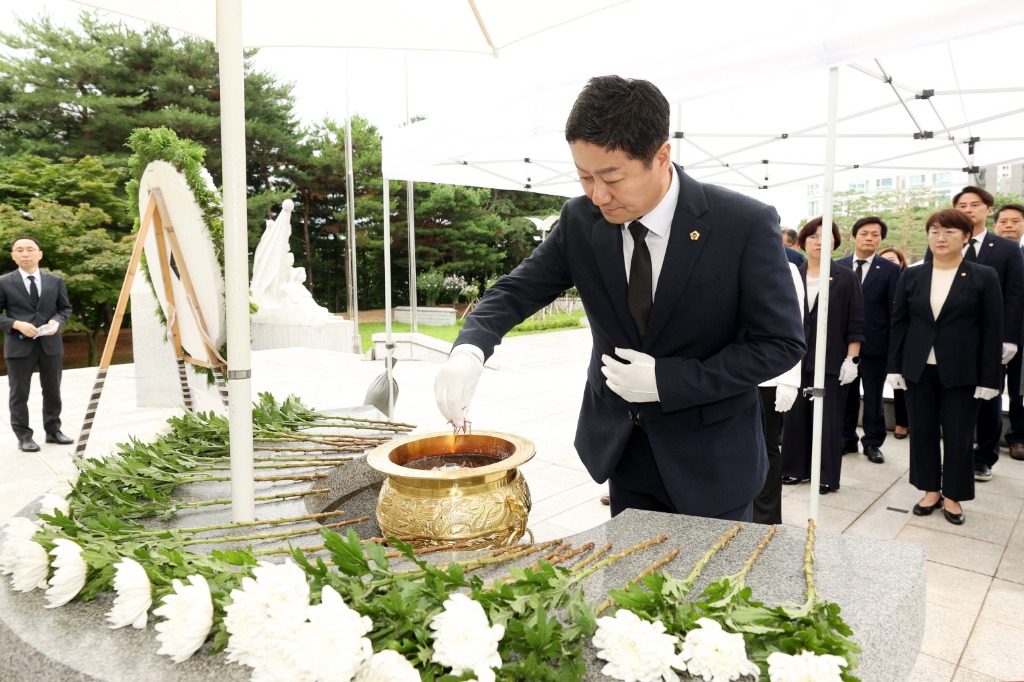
left=429, top=593, right=504, bottom=682
left=766, top=649, right=848, bottom=682
left=354, top=649, right=420, bottom=682
left=107, top=557, right=153, bottom=629
left=293, top=585, right=373, bottom=682
left=37, top=493, right=70, bottom=519
left=5, top=537, right=50, bottom=591
left=0, top=516, right=41, bottom=550
left=45, top=539, right=87, bottom=607
left=224, top=560, right=311, bottom=668
left=53, top=458, right=80, bottom=488
left=593, top=609, right=687, bottom=682
left=679, top=618, right=759, bottom=682
left=153, top=574, right=214, bottom=663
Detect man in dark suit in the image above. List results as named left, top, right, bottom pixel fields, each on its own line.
left=992, top=203, right=1024, bottom=461
left=927, top=187, right=1024, bottom=481
left=434, top=76, right=805, bottom=521
left=782, top=228, right=806, bottom=266
left=838, top=217, right=901, bottom=464
left=0, top=236, right=74, bottom=451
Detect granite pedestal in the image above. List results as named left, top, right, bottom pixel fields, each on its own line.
left=1, top=451, right=925, bottom=681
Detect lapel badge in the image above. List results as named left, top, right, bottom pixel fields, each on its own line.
left=689, top=230, right=700, bottom=240
left=961, top=272, right=967, bottom=277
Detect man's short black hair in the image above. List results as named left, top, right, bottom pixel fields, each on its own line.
left=565, top=76, right=670, bottom=166
left=994, top=204, right=1024, bottom=223
left=953, top=185, right=994, bottom=208
left=10, top=235, right=41, bottom=250
left=851, top=216, right=888, bottom=240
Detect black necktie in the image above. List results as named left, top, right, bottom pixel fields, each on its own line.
left=855, top=259, right=866, bottom=284
left=627, top=222, right=653, bottom=337
left=28, top=275, right=39, bottom=306
left=964, top=239, right=977, bottom=261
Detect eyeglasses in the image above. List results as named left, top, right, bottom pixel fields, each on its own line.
left=11, top=248, right=39, bottom=254
left=805, top=234, right=821, bottom=241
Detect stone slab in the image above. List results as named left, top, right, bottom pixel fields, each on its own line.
left=1, top=447, right=925, bottom=681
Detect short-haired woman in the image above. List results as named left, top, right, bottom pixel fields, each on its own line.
left=887, top=209, right=1003, bottom=525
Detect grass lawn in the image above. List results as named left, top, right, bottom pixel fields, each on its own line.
left=357, top=310, right=587, bottom=353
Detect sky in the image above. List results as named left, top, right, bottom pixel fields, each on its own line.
left=1, top=1, right=503, bottom=131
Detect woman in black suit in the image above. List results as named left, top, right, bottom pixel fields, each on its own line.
left=887, top=209, right=1003, bottom=525
left=878, top=247, right=909, bottom=439
left=781, top=218, right=865, bottom=494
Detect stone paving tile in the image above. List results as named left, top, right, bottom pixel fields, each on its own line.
left=907, top=653, right=955, bottom=682
left=896, top=525, right=1004, bottom=575
left=919, top=601, right=975, bottom=663
left=958, top=617, right=1024, bottom=680
left=925, top=562, right=993, bottom=617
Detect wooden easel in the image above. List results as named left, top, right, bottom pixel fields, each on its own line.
left=75, top=188, right=228, bottom=455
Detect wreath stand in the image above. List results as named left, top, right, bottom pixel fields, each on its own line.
left=74, top=188, right=228, bottom=456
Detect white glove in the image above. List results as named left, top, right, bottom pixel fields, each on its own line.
left=1002, top=343, right=1018, bottom=365
left=886, top=373, right=907, bottom=390
left=974, top=386, right=1000, bottom=401
left=838, top=356, right=859, bottom=386
left=434, top=350, right=484, bottom=428
left=601, top=348, right=659, bottom=403
left=774, top=384, right=798, bottom=413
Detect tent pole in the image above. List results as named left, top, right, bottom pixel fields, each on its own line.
left=405, top=51, right=419, bottom=333
left=809, top=66, right=841, bottom=524
left=383, top=177, right=396, bottom=418
left=345, top=53, right=361, bottom=354
left=216, top=0, right=255, bottom=522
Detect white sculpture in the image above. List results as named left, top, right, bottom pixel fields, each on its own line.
left=251, top=199, right=333, bottom=323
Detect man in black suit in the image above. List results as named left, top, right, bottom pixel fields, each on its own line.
left=838, top=217, right=901, bottom=464
left=435, top=76, right=805, bottom=521
left=993, top=203, right=1024, bottom=461
left=782, top=228, right=806, bottom=266
left=0, top=236, right=74, bottom=451
left=944, top=187, right=1024, bottom=481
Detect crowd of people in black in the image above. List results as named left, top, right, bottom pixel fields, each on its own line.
left=759, top=186, right=1024, bottom=527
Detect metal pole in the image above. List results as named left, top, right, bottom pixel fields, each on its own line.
left=405, top=52, right=418, bottom=333
left=345, top=53, right=361, bottom=354
left=216, top=0, right=254, bottom=522
left=808, top=66, right=840, bottom=524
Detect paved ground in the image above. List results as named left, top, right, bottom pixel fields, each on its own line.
left=2, top=327, right=1024, bottom=680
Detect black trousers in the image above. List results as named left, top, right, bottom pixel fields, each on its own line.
left=908, top=365, right=977, bottom=501
left=842, top=354, right=887, bottom=447
left=753, top=386, right=783, bottom=524
left=781, top=371, right=848, bottom=490
left=608, top=426, right=753, bottom=522
left=893, top=388, right=908, bottom=429
left=6, top=344, right=64, bottom=440
left=974, top=364, right=1007, bottom=468
left=1003, top=350, right=1024, bottom=445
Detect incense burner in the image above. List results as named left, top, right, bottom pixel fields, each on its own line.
left=366, top=430, right=534, bottom=549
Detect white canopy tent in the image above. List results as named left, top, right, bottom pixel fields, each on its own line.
left=69, top=0, right=1024, bottom=522
left=382, top=7, right=1024, bottom=521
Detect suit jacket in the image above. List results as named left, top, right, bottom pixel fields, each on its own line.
left=0, top=270, right=72, bottom=359
left=785, top=247, right=806, bottom=266
left=799, top=262, right=865, bottom=376
left=888, top=261, right=1002, bottom=389
left=455, top=164, right=806, bottom=516
left=926, top=232, right=1024, bottom=345
left=836, top=254, right=900, bottom=357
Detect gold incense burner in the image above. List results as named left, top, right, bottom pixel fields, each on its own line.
left=366, top=431, right=535, bottom=549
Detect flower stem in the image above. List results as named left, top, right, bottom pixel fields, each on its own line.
left=190, top=516, right=371, bottom=545
left=682, top=522, right=743, bottom=588
left=571, top=543, right=612, bottom=572
left=595, top=547, right=681, bottom=615
left=726, top=524, right=776, bottom=598
left=802, top=519, right=818, bottom=607
left=177, top=488, right=330, bottom=509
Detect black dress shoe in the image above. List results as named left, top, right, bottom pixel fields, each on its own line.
left=781, top=476, right=805, bottom=485
left=45, top=431, right=74, bottom=445
left=819, top=484, right=835, bottom=494
left=913, top=497, right=943, bottom=516
left=18, top=438, right=40, bottom=452
left=842, top=441, right=859, bottom=454
left=864, top=445, right=885, bottom=464
left=893, top=431, right=908, bottom=440
left=942, top=502, right=965, bottom=525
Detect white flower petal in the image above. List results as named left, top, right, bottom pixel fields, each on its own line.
left=593, top=610, right=685, bottom=682
left=430, top=594, right=503, bottom=681
left=6, top=538, right=50, bottom=592
left=44, top=539, right=87, bottom=607
left=679, top=618, right=759, bottom=682
left=153, top=574, right=214, bottom=663
left=354, top=650, right=420, bottom=682
left=767, top=649, right=848, bottom=682
left=107, top=557, right=153, bottom=629
left=37, top=493, right=70, bottom=519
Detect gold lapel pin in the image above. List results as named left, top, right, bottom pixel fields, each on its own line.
left=961, top=272, right=967, bottom=277
left=689, top=230, right=700, bottom=240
